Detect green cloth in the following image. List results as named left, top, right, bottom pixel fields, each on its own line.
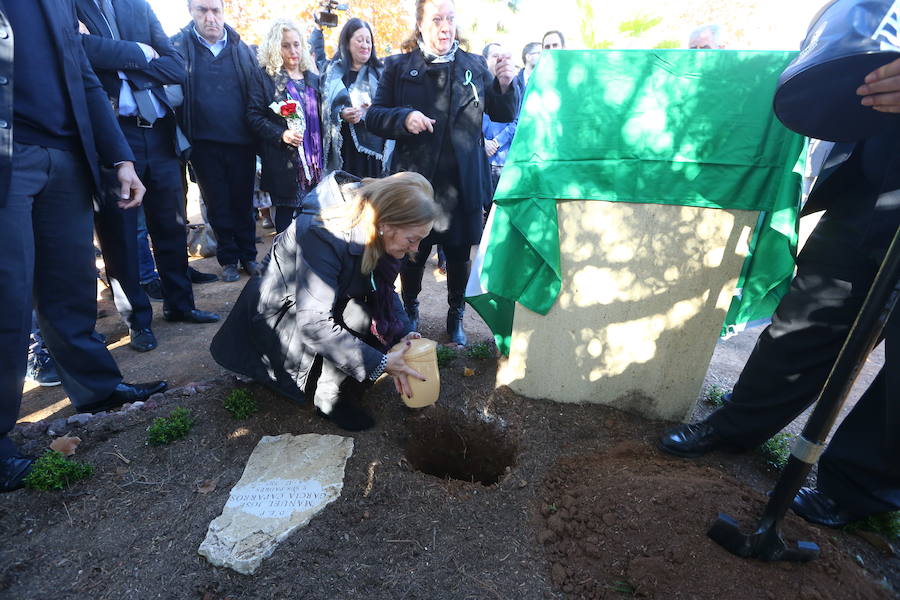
left=467, top=50, right=804, bottom=355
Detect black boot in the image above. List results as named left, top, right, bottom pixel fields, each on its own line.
left=445, top=260, right=470, bottom=346
left=400, top=257, right=425, bottom=332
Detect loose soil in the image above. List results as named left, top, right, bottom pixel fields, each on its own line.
left=3, top=228, right=897, bottom=600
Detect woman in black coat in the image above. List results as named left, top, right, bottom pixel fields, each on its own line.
left=247, top=18, right=324, bottom=233
left=210, top=171, right=439, bottom=431
left=366, top=0, right=519, bottom=346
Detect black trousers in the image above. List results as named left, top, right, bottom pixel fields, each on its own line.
left=709, top=165, right=899, bottom=515
left=190, top=141, right=256, bottom=267
left=95, top=117, right=195, bottom=318
left=94, top=197, right=153, bottom=331
left=1, top=144, right=123, bottom=457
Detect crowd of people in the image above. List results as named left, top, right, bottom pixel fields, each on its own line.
left=0, top=0, right=896, bottom=537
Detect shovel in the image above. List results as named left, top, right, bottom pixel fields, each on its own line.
left=707, top=227, right=900, bottom=562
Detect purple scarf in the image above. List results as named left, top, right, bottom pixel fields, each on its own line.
left=369, top=255, right=405, bottom=347
left=285, top=79, right=323, bottom=193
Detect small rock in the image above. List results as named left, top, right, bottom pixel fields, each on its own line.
left=16, top=422, right=47, bottom=439
left=196, top=384, right=213, bottom=393
left=601, top=513, right=616, bottom=527
left=66, top=413, right=93, bottom=426
left=126, top=401, right=145, bottom=412
left=120, top=403, right=133, bottom=411
left=47, top=418, right=68, bottom=436
left=166, top=386, right=197, bottom=398
left=148, top=392, right=166, bottom=404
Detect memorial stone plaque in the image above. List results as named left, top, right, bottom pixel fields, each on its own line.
left=198, top=433, right=354, bottom=574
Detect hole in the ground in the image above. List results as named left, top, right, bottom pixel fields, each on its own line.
left=404, top=408, right=517, bottom=486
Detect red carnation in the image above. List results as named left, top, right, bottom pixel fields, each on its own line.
left=280, top=102, right=298, bottom=117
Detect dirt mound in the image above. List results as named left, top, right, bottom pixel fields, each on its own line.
left=538, top=440, right=894, bottom=599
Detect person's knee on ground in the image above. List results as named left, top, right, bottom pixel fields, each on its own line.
left=311, top=359, right=374, bottom=431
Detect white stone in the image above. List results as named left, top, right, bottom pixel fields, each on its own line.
left=198, top=433, right=354, bottom=575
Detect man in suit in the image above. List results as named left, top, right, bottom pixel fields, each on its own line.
left=0, top=0, right=168, bottom=492
left=76, top=0, right=220, bottom=350
left=658, top=61, right=900, bottom=526
left=171, top=0, right=261, bottom=283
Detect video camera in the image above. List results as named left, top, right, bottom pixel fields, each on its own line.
left=315, top=0, right=349, bottom=28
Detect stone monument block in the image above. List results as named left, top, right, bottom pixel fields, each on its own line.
left=496, top=200, right=758, bottom=421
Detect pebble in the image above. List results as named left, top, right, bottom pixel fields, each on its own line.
left=126, top=401, right=145, bottom=412
left=66, top=413, right=93, bottom=426
left=16, top=422, right=47, bottom=439
left=46, top=418, right=68, bottom=436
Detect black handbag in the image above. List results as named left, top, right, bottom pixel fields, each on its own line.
left=773, top=0, right=900, bottom=141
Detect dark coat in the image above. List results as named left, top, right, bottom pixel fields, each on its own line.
left=169, top=22, right=259, bottom=144
left=246, top=68, right=321, bottom=202
left=366, top=48, right=519, bottom=246
left=0, top=0, right=134, bottom=204
left=75, top=0, right=185, bottom=112
left=209, top=171, right=410, bottom=402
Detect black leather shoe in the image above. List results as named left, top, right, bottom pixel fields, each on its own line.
left=128, top=328, right=158, bottom=352
left=141, top=278, right=164, bottom=301
left=791, top=487, right=862, bottom=528
left=0, top=455, right=34, bottom=492
left=188, top=266, right=219, bottom=284
left=221, top=264, right=240, bottom=282
left=657, top=420, right=739, bottom=458
left=162, top=308, right=220, bottom=323
left=447, top=307, right=467, bottom=346
left=76, top=380, right=168, bottom=414
left=241, top=260, right=261, bottom=278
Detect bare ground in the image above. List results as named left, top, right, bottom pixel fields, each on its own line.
left=4, top=223, right=896, bottom=600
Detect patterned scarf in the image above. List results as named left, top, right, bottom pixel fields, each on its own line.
left=273, top=70, right=323, bottom=192
left=368, top=255, right=405, bottom=347
left=418, top=38, right=460, bottom=63
left=321, top=59, right=387, bottom=173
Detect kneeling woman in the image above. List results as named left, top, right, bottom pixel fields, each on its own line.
left=210, top=172, right=438, bottom=430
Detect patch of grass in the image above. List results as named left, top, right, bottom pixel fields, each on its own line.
left=759, top=432, right=795, bottom=470
left=704, top=385, right=728, bottom=407
left=223, top=388, right=257, bottom=419
left=845, top=511, right=900, bottom=541
left=465, top=341, right=495, bottom=360
left=23, top=450, right=93, bottom=491
left=436, top=345, right=458, bottom=367
left=147, top=407, right=194, bottom=446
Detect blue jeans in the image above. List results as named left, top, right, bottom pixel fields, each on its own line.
left=136, top=206, right=158, bottom=284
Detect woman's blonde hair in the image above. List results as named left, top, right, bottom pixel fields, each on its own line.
left=257, top=18, right=312, bottom=77
left=322, top=172, right=439, bottom=273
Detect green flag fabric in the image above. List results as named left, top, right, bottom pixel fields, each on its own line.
left=466, top=50, right=805, bottom=355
